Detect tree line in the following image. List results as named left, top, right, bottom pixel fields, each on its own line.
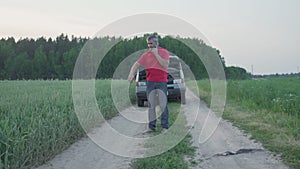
left=0, top=33, right=251, bottom=80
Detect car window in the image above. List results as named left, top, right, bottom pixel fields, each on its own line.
left=137, top=69, right=147, bottom=81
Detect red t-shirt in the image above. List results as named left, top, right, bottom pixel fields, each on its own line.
left=137, top=47, right=169, bottom=82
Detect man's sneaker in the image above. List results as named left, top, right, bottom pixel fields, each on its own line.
left=142, top=128, right=156, bottom=135
left=162, top=128, right=168, bottom=134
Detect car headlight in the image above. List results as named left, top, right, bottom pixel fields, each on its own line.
left=136, top=82, right=146, bottom=86
left=173, top=79, right=184, bottom=84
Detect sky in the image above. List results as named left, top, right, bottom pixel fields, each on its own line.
left=1, top=0, right=299, bottom=75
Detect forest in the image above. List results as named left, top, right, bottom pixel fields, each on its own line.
left=0, top=34, right=251, bottom=80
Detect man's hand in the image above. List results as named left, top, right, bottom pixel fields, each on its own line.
left=149, top=48, right=158, bottom=56
left=128, top=74, right=135, bottom=83
left=128, top=62, right=140, bottom=83
left=150, top=48, right=169, bottom=68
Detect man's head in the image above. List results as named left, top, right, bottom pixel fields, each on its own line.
left=147, top=35, right=158, bottom=48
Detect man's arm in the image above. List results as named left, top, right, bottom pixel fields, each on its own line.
left=151, top=48, right=169, bottom=68
left=128, top=61, right=140, bottom=82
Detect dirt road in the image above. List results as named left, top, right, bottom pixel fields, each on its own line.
left=183, top=89, right=289, bottom=169
left=35, top=89, right=289, bottom=169
left=35, top=107, right=148, bottom=169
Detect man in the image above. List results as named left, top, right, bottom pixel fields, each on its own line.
left=128, top=35, right=170, bottom=132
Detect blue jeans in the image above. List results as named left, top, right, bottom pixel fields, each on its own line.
left=146, top=81, right=169, bottom=129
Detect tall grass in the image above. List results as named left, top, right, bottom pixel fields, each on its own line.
left=132, top=103, right=195, bottom=169
left=0, top=80, right=132, bottom=169
left=227, top=78, right=300, bottom=117
left=196, top=77, right=300, bottom=169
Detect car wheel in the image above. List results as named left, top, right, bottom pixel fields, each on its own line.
left=137, top=99, right=144, bottom=107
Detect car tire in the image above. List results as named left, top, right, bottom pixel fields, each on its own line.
left=137, top=99, right=144, bottom=107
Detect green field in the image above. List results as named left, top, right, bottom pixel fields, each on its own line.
left=0, top=80, right=193, bottom=169
left=0, top=80, right=132, bottom=169
left=1, top=78, right=299, bottom=169
left=197, top=77, right=300, bottom=169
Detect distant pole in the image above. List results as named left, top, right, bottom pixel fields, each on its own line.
left=251, top=65, right=254, bottom=75
left=298, top=66, right=299, bottom=73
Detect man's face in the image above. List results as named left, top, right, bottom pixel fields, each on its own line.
left=147, top=39, right=156, bottom=48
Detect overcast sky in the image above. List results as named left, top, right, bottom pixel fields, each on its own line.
left=1, top=0, right=299, bottom=75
